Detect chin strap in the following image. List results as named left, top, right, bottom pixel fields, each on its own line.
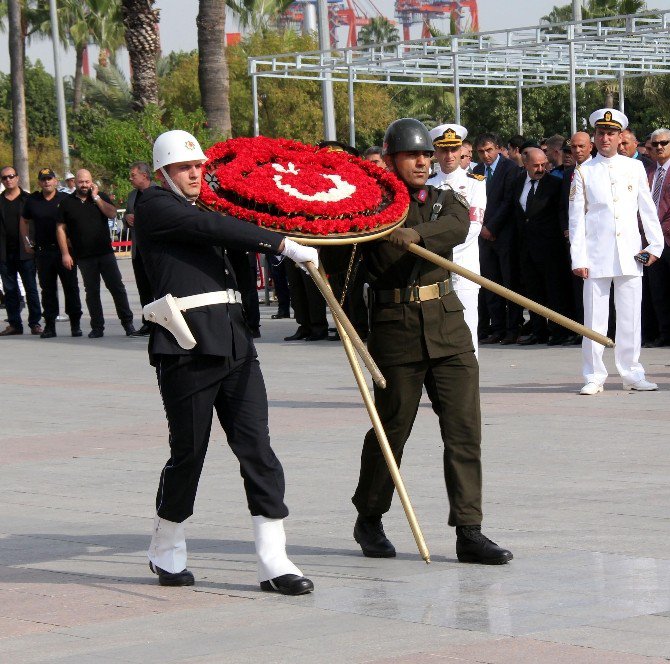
left=160, top=167, right=189, bottom=200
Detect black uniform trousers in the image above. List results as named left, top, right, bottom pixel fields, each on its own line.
left=352, top=351, right=482, bottom=527
left=35, top=245, right=82, bottom=324
left=269, top=256, right=291, bottom=316
left=131, top=249, right=153, bottom=324
left=77, top=252, right=133, bottom=330
left=155, top=353, right=289, bottom=523
left=285, top=259, right=327, bottom=334
left=646, top=245, right=670, bottom=339
left=479, top=237, right=523, bottom=335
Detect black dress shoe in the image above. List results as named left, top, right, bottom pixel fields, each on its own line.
left=149, top=562, right=195, bottom=586
left=353, top=516, right=396, bottom=558
left=70, top=319, right=82, bottom=337
left=500, top=332, right=519, bottom=345
left=251, top=329, right=261, bottom=339
left=547, top=333, right=568, bottom=346
left=456, top=526, right=513, bottom=565
left=260, top=574, right=314, bottom=596
left=123, top=322, right=137, bottom=336
left=284, top=327, right=310, bottom=341
left=480, top=332, right=505, bottom=344
left=305, top=329, right=328, bottom=341
left=88, top=328, right=104, bottom=338
left=131, top=323, right=151, bottom=337
left=643, top=336, right=670, bottom=348
left=40, top=324, right=56, bottom=339
left=271, top=311, right=290, bottom=319
left=517, top=333, right=545, bottom=346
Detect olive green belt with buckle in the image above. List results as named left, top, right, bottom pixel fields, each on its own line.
left=374, top=279, right=452, bottom=304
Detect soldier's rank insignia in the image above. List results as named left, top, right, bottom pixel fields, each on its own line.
left=452, top=190, right=469, bottom=209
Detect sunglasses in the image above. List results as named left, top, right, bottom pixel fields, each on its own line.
left=651, top=140, right=670, bottom=148
left=1, top=173, right=17, bottom=180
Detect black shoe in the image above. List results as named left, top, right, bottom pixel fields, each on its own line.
left=547, top=333, right=568, bottom=346
left=40, top=324, right=56, bottom=339
left=480, top=332, right=505, bottom=344
left=353, top=516, right=396, bottom=558
left=251, top=328, right=261, bottom=339
left=260, top=574, right=314, bottom=596
left=456, top=526, right=513, bottom=565
left=500, top=332, right=519, bottom=345
left=284, top=327, right=310, bottom=341
left=88, top=328, right=104, bottom=339
left=328, top=331, right=341, bottom=341
left=149, top=562, right=195, bottom=587
left=123, top=322, right=136, bottom=336
left=305, top=329, right=328, bottom=341
left=70, top=320, right=82, bottom=337
left=517, top=333, right=545, bottom=346
left=131, top=323, right=151, bottom=337
left=271, top=311, right=290, bottom=319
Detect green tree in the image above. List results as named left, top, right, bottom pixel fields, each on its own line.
left=158, top=51, right=201, bottom=113
left=358, top=17, right=400, bottom=45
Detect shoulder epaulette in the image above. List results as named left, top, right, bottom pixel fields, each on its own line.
left=467, top=172, right=485, bottom=181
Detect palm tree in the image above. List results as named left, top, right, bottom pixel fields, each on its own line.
left=84, top=63, right=133, bottom=118
left=121, top=0, right=160, bottom=110
left=227, top=0, right=294, bottom=31
left=197, top=0, right=231, bottom=138
left=7, top=0, right=29, bottom=185
left=358, top=17, right=400, bottom=46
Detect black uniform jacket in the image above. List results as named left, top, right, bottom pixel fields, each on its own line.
left=364, top=186, right=473, bottom=367
left=512, top=172, right=565, bottom=250
left=134, top=187, right=283, bottom=363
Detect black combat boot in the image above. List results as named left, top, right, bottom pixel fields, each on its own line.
left=456, top=525, right=513, bottom=565
left=70, top=318, right=82, bottom=337
left=353, top=515, right=396, bottom=558
left=40, top=321, right=57, bottom=339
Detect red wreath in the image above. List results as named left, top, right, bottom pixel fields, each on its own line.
left=199, top=136, right=409, bottom=236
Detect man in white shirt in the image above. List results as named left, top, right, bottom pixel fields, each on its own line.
left=429, top=123, right=486, bottom=355
left=569, top=109, right=664, bottom=395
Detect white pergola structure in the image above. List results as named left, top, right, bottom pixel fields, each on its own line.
left=248, top=10, right=670, bottom=143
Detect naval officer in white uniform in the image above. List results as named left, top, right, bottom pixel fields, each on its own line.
left=569, top=108, right=664, bottom=395
left=428, top=123, right=487, bottom=355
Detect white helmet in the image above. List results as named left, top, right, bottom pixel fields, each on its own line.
left=153, top=130, right=207, bottom=171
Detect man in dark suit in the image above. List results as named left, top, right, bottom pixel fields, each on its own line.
left=514, top=148, right=573, bottom=345
left=135, top=130, right=315, bottom=595
left=559, top=132, right=593, bottom=344
left=644, top=127, right=670, bottom=346
left=473, top=133, right=523, bottom=344
left=619, top=128, right=655, bottom=171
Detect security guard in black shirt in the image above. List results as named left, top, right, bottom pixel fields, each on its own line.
left=135, top=130, right=317, bottom=595
left=352, top=119, right=513, bottom=565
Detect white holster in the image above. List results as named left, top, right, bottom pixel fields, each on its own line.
left=143, top=290, right=242, bottom=350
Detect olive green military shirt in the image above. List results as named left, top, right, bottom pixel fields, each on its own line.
left=364, top=185, right=473, bottom=367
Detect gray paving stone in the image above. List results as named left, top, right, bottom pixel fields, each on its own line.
left=1, top=257, right=669, bottom=661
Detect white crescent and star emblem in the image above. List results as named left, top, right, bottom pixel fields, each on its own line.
left=271, top=162, right=356, bottom=203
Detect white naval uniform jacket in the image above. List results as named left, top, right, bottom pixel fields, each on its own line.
left=430, top=167, right=487, bottom=291
left=568, top=153, right=663, bottom=278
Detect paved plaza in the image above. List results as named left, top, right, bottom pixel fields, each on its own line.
left=0, top=257, right=669, bottom=663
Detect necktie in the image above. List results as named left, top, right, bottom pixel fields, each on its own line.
left=652, top=166, right=665, bottom=207
left=486, top=165, right=492, bottom=182
left=526, top=180, right=537, bottom=212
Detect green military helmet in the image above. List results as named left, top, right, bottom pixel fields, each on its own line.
left=382, top=118, right=434, bottom=156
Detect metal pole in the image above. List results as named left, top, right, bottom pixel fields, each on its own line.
left=618, top=68, right=625, bottom=112
left=348, top=68, right=355, bottom=147
left=317, top=0, right=336, bottom=140
left=251, top=68, right=259, bottom=137
left=452, top=37, right=461, bottom=124
left=572, top=0, right=582, bottom=22
left=49, top=0, right=70, bottom=171
left=568, top=24, right=577, bottom=135
left=517, top=79, right=523, bottom=134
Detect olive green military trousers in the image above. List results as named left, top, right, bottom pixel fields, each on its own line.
left=352, top=351, right=482, bottom=527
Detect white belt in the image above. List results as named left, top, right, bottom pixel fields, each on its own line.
left=174, top=289, right=242, bottom=310
left=143, top=290, right=242, bottom=350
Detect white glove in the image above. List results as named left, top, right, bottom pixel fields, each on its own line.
left=281, top=237, right=319, bottom=272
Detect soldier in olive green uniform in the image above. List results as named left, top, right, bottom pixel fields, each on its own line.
left=352, top=118, right=513, bottom=565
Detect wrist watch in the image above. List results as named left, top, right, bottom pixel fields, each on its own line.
left=94, top=195, right=101, bottom=202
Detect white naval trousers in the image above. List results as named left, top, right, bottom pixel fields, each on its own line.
left=455, top=288, right=479, bottom=359
left=582, top=275, right=645, bottom=385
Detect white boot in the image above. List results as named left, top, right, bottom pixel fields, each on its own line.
left=147, top=514, right=187, bottom=574
left=252, top=516, right=302, bottom=582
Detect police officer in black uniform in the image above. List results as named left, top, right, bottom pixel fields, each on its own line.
left=351, top=119, right=513, bottom=565
left=135, top=130, right=316, bottom=595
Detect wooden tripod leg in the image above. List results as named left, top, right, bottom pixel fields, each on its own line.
left=305, top=261, right=386, bottom=388
left=322, top=272, right=431, bottom=563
